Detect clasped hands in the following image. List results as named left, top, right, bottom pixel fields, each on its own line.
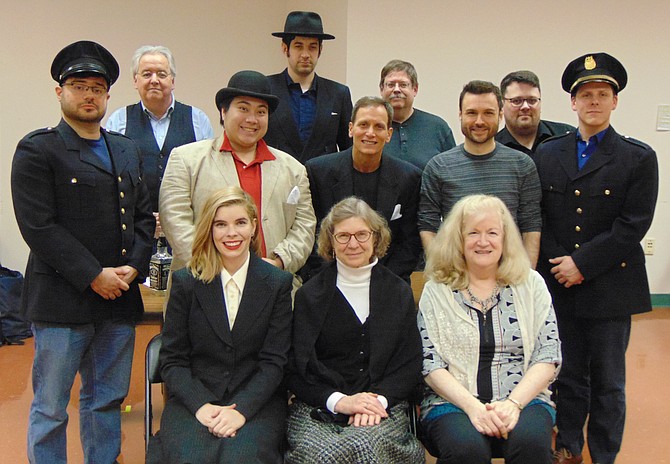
left=195, top=403, right=246, bottom=438
left=90, top=266, right=138, bottom=300
left=549, top=255, right=584, bottom=288
left=334, top=392, right=388, bottom=427
left=466, top=399, right=521, bottom=439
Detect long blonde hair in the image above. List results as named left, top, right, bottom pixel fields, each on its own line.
left=425, top=194, right=529, bottom=288
left=188, top=186, right=261, bottom=283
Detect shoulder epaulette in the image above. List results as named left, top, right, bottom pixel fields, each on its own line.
left=620, top=134, right=652, bottom=150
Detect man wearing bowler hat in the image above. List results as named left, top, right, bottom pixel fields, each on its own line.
left=159, top=70, right=315, bottom=288
left=265, top=11, right=353, bottom=164
left=11, top=41, right=154, bottom=463
left=534, top=53, right=658, bottom=464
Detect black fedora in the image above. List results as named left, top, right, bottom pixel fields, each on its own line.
left=215, top=71, right=280, bottom=114
left=51, top=40, right=119, bottom=87
left=272, top=11, right=335, bottom=40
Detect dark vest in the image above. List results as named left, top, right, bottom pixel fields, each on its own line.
left=316, top=290, right=371, bottom=394
left=125, top=101, right=196, bottom=210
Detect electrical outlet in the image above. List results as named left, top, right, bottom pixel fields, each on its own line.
left=643, top=238, right=655, bottom=255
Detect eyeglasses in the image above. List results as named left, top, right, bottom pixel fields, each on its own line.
left=138, top=71, right=171, bottom=80
left=332, top=230, right=374, bottom=244
left=383, top=81, right=412, bottom=90
left=504, top=97, right=541, bottom=107
left=62, top=82, right=107, bottom=96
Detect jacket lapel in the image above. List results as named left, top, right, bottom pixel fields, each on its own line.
left=331, top=151, right=354, bottom=203
left=56, top=120, right=114, bottom=174
left=375, top=157, right=400, bottom=220
left=231, top=255, right=272, bottom=343
left=211, top=136, right=241, bottom=187
left=272, top=77, right=304, bottom=156
left=305, top=75, right=332, bottom=156
left=195, top=275, right=233, bottom=347
left=573, top=127, right=617, bottom=180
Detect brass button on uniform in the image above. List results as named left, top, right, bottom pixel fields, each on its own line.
left=122, top=224, right=127, bottom=231
left=121, top=248, right=127, bottom=256
left=575, top=189, right=581, bottom=196
left=621, top=262, right=627, bottom=268
left=117, top=176, right=122, bottom=183
left=119, top=192, right=125, bottom=199
left=605, top=189, right=611, bottom=195
left=71, top=178, right=77, bottom=184
left=576, top=207, right=583, bottom=214
left=574, top=244, right=580, bottom=249
left=575, top=225, right=581, bottom=232
left=121, top=208, right=125, bottom=215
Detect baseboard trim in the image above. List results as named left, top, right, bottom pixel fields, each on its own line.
left=651, top=294, right=670, bottom=308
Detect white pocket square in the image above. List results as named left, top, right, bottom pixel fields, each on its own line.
left=391, top=204, right=402, bottom=221
left=287, top=186, right=300, bottom=204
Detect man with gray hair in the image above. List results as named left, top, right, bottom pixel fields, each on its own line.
left=379, top=59, right=455, bottom=170
left=107, top=45, right=213, bottom=233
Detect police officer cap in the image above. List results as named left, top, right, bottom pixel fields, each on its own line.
left=50, top=40, right=120, bottom=87
left=561, top=52, right=627, bottom=94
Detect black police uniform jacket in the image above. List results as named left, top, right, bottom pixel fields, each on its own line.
left=11, top=119, right=154, bottom=324
left=534, top=126, right=658, bottom=319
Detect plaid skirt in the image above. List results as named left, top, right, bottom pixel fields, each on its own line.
left=285, top=400, right=425, bottom=463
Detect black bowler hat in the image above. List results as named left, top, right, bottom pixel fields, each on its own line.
left=215, top=71, right=280, bottom=114
left=50, top=40, right=119, bottom=87
left=272, top=11, right=335, bottom=40
left=561, top=52, right=627, bottom=93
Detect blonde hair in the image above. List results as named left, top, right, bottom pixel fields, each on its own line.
left=317, top=197, right=391, bottom=262
left=425, top=194, right=529, bottom=288
left=188, top=186, right=260, bottom=283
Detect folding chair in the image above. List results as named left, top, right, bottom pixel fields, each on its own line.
left=144, top=333, right=162, bottom=455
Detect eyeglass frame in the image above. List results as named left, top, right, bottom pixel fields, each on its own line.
left=61, top=82, right=108, bottom=96
left=331, top=230, right=375, bottom=245
left=504, top=97, right=541, bottom=108
left=137, top=70, right=172, bottom=80
left=383, top=81, right=412, bottom=90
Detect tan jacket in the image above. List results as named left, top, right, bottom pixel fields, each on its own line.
left=159, top=135, right=316, bottom=277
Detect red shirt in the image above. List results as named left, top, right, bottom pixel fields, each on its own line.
left=220, top=135, right=276, bottom=257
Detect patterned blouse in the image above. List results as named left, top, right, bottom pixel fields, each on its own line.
left=419, top=285, right=560, bottom=419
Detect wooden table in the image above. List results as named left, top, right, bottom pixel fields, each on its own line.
left=139, top=284, right=165, bottom=325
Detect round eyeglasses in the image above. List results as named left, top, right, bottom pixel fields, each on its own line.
left=332, top=230, right=374, bottom=244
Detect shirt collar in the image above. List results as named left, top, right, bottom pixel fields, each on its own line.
left=576, top=126, right=609, bottom=144
left=284, top=68, right=318, bottom=92
left=220, top=251, right=251, bottom=293
left=140, top=94, right=175, bottom=121
left=220, top=134, right=276, bottom=165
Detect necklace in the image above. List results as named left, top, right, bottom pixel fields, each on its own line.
left=465, top=283, right=500, bottom=314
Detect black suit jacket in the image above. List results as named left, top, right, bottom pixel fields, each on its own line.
left=159, top=255, right=293, bottom=421
left=305, top=148, right=422, bottom=282
left=535, top=127, right=658, bottom=318
left=286, top=262, right=422, bottom=408
left=11, top=119, right=154, bottom=324
left=265, top=70, right=352, bottom=163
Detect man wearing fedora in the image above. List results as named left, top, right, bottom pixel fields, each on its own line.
left=534, top=53, right=658, bottom=464
left=159, top=70, right=315, bottom=288
left=11, top=41, right=154, bottom=463
left=265, top=11, right=353, bottom=164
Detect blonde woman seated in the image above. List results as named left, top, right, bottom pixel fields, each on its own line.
left=418, top=194, right=561, bottom=464
left=151, top=186, right=293, bottom=463
left=285, top=197, right=424, bottom=463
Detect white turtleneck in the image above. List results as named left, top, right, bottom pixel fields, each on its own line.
left=336, top=257, right=378, bottom=324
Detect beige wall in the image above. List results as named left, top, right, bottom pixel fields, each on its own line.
left=2, top=0, right=669, bottom=292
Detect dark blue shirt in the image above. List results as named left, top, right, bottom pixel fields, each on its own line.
left=576, top=127, right=608, bottom=170
left=285, top=70, right=317, bottom=144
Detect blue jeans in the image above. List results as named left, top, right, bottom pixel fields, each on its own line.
left=27, top=320, right=135, bottom=464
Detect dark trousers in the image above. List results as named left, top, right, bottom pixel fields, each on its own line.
left=422, top=403, right=553, bottom=464
left=554, top=315, right=631, bottom=464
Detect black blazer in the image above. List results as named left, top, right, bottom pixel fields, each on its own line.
left=159, top=254, right=293, bottom=421
left=11, top=120, right=154, bottom=324
left=286, top=262, right=422, bottom=408
left=265, top=71, right=352, bottom=163
left=305, top=149, right=422, bottom=282
left=535, top=127, right=658, bottom=318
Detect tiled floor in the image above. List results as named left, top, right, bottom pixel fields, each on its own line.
left=1, top=310, right=668, bottom=464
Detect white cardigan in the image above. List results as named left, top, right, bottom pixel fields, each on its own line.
left=419, top=270, right=557, bottom=399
